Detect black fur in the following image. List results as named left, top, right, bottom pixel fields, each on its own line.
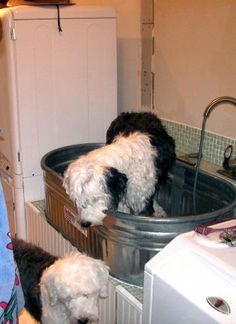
left=106, top=112, right=176, bottom=186
left=139, top=194, right=155, bottom=216
left=12, top=238, right=58, bottom=322
left=105, top=167, right=128, bottom=209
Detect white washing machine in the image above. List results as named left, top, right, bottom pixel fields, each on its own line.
left=0, top=4, right=117, bottom=238
left=143, top=219, right=236, bottom=324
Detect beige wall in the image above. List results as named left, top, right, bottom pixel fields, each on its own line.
left=154, top=0, right=236, bottom=138
left=74, top=1, right=236, bottom=138
left=75, top=0, right=142, bottom=113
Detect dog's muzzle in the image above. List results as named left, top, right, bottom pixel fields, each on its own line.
left=78, top=318, right=89, bottom=324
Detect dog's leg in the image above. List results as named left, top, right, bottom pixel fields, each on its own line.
left=105, top=167, right=128, bottom=210
left=139, top=195, right=155, bottom=216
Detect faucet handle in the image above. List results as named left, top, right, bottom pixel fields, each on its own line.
left=223, top=145, right=233, bottom=170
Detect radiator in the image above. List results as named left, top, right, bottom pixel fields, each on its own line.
left=116, top=286, right=142, bottom=324
left=25, top=202, right=142, bottom=324
left=26, top=202, right=76, bottom=255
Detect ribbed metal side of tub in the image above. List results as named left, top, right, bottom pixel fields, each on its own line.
left=43, top=170, right=102, bottom=260
left=41, top=143, right=236, bottom=287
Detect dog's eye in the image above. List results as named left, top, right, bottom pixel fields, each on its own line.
left=81, top=200, right=89, bottom=208
left=82, top=294, right=88, bottom=299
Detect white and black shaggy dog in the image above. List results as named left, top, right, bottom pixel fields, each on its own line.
left=12, top=238, right=109, bottom=324
left=63, top=112, right=175, bottom=227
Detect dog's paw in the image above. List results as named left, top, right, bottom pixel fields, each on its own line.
left=153, top=201, right=167, bottom=218
left=117, top=202, right=131, bottom=214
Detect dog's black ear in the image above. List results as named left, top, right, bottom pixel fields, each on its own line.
left=105, top=167, right=127, bottom=209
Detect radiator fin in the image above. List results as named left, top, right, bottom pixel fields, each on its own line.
left=116, top=285, right=143, bottom=324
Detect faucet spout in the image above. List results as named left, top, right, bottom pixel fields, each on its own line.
left=203, top=96, right=236, bottom=119
left=193, top=96, right=236, bottom=214
left=199, top=96, right=236, bottom=164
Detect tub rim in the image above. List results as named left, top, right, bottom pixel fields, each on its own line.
left=41, top=143, right=236, bottom=225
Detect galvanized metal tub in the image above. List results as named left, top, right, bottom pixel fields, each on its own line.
left=41, top=143, right=236, bottom=287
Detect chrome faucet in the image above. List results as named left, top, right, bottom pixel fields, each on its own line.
left=193, top=96, right=236, bottom=213
left=196, top=96, right=236, bottom=166
left=203, top=96, right=236, bottom=119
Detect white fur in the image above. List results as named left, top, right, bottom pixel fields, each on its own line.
left=63, top=132, right=158, bottom=225
left=40, top=253, right=109, bottom=324
left=153, top=200, right=167, bottom=217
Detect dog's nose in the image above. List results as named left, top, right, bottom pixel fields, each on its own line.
left=81, top=220, right=92, bottom=227
left=78, top=318, right=89, bottom=324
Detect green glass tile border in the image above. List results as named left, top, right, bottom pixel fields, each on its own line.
left=162, top=119, right=236, bottom=166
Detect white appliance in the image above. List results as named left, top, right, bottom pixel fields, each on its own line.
left=0, top=5, right=117, bottom=238
left=142, top=219, right=236, bottom=324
